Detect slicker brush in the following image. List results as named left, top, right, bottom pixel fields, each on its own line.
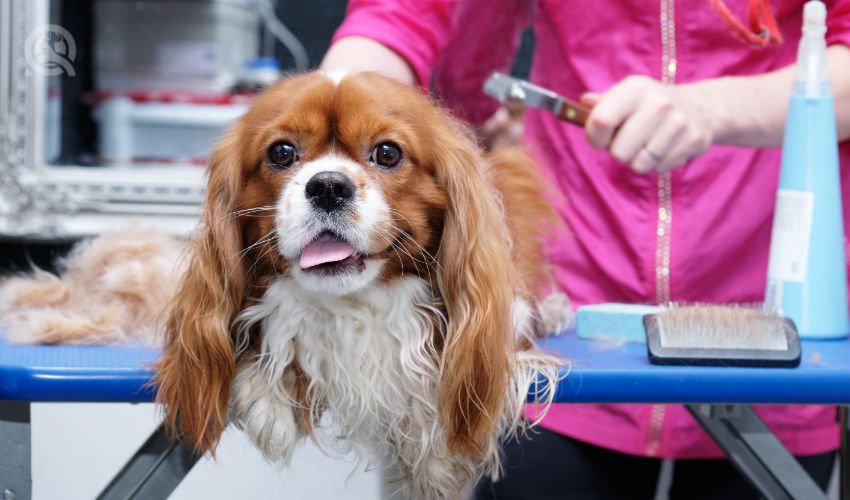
left=644, top=305, right=801, bottom=367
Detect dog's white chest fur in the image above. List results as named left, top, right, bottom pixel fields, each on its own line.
left=232, top=276, right=466, bottom=497
left=230, top=276, right=565, bottom=499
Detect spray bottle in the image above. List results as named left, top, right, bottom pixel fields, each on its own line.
left=765, top=0, right=849, bottom=339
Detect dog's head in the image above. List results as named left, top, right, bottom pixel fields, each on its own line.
left=156, top=71, right=519, bottom=457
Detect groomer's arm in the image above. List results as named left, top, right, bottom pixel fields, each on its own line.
left=322, top=36, right=416, bottom=86
left=696, top=43, right=850, bottom=146
left=321, top=0, right=455, bottom=87
left=584, top=44, right=850, bottom=174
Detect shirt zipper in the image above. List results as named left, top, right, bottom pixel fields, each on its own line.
left=656, top=0, right=676, bottom=306
left=646, top=0, right=678, bottom=458
left=646, top=403, right=667, bottom=456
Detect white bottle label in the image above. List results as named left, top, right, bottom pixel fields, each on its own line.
left=767, top=189, right=815, bottom=283
left=765, top=278, right=783, bottom=312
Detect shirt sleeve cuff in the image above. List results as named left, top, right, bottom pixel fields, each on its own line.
left=330, top=2, right=452, bottom=88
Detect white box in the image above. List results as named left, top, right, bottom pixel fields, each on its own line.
left=93, top=97, right=248, bottom=162
left=94, top=0, right=259, bottom=93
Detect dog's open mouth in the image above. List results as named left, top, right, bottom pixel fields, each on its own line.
left=299, top=231, right=366, bottom=274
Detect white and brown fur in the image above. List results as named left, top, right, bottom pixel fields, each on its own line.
left=0, top=230, right=181, bottom=346
left=1, top=71, right=569, bottom=499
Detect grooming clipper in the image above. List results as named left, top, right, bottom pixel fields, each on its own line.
left=483, top=72, right=591, bottom=126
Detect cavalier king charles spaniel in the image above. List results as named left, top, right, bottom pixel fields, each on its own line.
left=154, top=71, right=565, bottom=499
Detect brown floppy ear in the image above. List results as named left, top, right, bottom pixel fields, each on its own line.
left=433, top=124, right=516, bottom=457
left=155, top=133, right=246, bottom=454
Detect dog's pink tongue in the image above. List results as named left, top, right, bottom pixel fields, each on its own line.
left=300, top=233, right=356, bottom=269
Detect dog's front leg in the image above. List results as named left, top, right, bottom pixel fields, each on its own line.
left=230, top=354, right=303, bottom=463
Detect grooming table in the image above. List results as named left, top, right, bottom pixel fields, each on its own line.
left=539, top=333, right=850, bottom=500
left=2, top=332, right=849, bottom=500
left=0, top=341, right=181, bottom=500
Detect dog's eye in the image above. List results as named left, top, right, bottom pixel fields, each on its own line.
left=267, top=142, right=299, bottom=169
left=370, top=142, right=402, bottom=169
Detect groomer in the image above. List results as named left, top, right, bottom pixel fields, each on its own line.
left=322, top=0, right=850, bottom=497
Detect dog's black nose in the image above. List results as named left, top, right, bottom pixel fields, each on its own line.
left=305, top=171, right=356, bottom=212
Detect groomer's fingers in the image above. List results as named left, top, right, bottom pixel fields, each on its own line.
left=630, top=110, right=687, bottom=173
left=584, top=76, right=655, bottom=149
left=656, top=123, right=712, bottom=172
left=609, top=93, right=673, bottom=167
left=580, top=92, right=602, bottom=108
left=481, top=107, right=512, bottom=138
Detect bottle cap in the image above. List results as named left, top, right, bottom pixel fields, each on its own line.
left=803, top=1, right=826, bottom=33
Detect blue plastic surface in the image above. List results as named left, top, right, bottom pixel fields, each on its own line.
left=538, top=330, right=850, bottom=404
left=0, top=339, right=158, bottom=402
left=3, top=330, right=850, bottom=404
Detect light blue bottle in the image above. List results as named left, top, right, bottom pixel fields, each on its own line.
left=765, top=0, right=849, bottom=339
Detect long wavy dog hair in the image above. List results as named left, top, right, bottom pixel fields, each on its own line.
left=155, top=130, right=249, bottom=453
left=154, top=72, right=556, bottom=463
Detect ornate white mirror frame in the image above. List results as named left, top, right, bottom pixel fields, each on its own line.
left=0, top=0, right=204, bottom=240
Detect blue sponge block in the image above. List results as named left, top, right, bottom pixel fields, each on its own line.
left=576, top=303, right=664, bottom=343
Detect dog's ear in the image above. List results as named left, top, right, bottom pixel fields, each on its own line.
left=432, top=122, right=516, bottom=457
left=155, top=133, right=246, bottom=454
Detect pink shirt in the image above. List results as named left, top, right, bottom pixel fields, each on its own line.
left=333, top=0, right=850, bottom=458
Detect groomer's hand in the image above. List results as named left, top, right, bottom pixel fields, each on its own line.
left=480, top=106, right=524, bottom=150
left=582, top=76, right=716, bottom=174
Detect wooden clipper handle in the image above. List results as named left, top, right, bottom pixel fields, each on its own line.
left=558, top=98, right=591, bottom=126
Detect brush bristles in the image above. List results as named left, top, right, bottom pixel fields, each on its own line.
left=656, top=306, right=792, bottom=351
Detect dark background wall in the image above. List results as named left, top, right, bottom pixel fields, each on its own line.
left=274, top=0, right=348, bottom=68
left=0, top=241, right=75, bottom=274
left=273, top=0, right=534, bottom=78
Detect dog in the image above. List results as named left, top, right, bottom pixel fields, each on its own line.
left=0, top=70, right=568, bottom=499
left=154, top=71, right=569, bottom=498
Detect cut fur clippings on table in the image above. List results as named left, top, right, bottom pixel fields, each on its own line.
left=0, top=230, right=183, bottom=347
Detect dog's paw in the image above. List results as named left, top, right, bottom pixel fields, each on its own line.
left=538, top=292, right=574, bottom=335
left=410, top=453, right=476, bottom=500
left=231, top=360, right=301, bottom=463
left=245, top=397, right=300, bottom=463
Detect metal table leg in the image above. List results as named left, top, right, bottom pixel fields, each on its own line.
left=686, top=404, right=827, bottom=500
left=0, top=401, right=31, bottom=500
left=97, top=423, right=200, bottom=500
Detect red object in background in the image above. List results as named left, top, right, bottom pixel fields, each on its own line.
left=711, top=0, right=784, bottom=47
left=87, top=90, right=257, bottom=106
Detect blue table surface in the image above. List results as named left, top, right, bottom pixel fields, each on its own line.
left=2, top=330, right=850, bottom=404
